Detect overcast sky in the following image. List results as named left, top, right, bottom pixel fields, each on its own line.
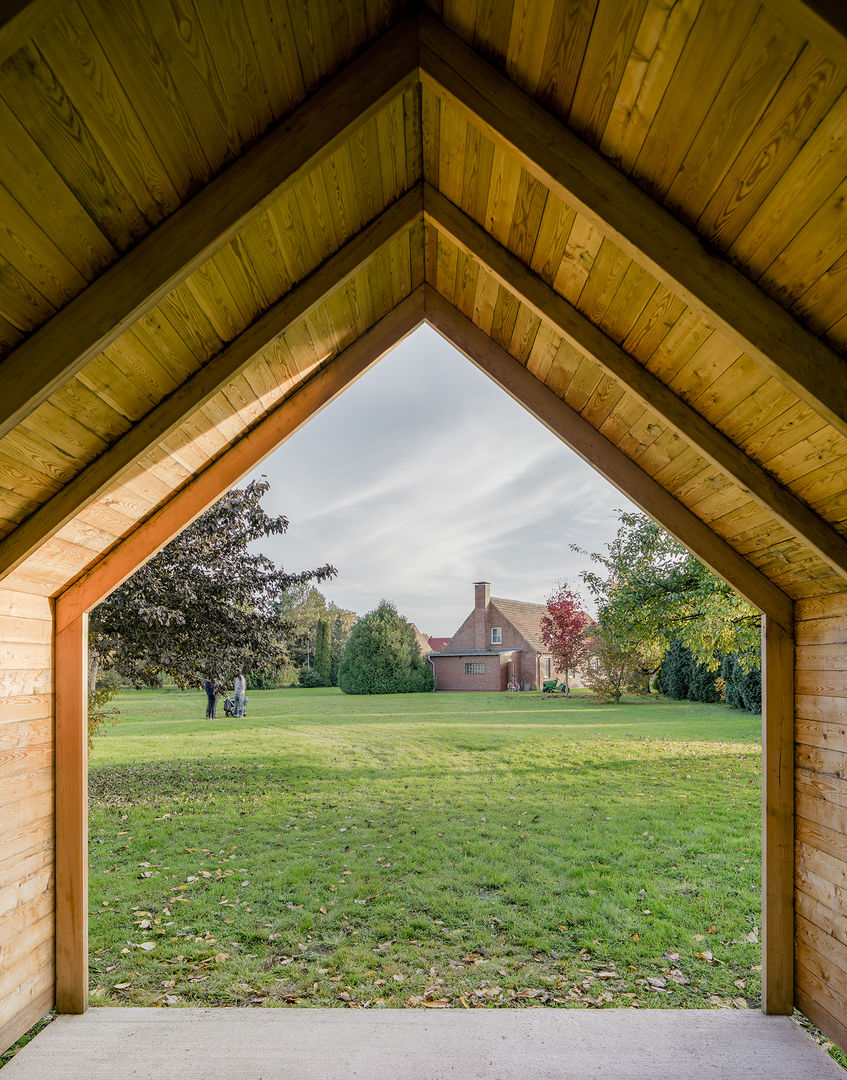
left=248, top=325, right=639, bottom=637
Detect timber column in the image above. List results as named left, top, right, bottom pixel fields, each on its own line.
left=54, top=611, right=88, bottom=1013
left=761, top=612, right=794, bottom=1015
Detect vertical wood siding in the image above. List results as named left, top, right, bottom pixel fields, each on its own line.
left=0, top=589, right=54, bottom=1053
left=795, top=591, right=847, bottom=1048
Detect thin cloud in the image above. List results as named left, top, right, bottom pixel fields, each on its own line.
left=250, top=325, right=637, bottom=634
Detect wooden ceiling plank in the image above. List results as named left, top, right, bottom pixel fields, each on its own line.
left=568, top=0, right=648, bottom=146
left=729, top=87, right=847, bottom=277
left=0, top=188, right=421, bottom=582
left=425, top=184, right=847, bottom=581
left=34, top=5, right=182, bottom=224
left=54, top=288, right=426, bottom=629
left=419, top=12, right=847, bottom=438
left=696, top=44, right=845, bottom=252
left=598, top=0, right=703, bottom=174
left=630, top=0, right=758, bottom=200
left=1, top=39, right=151, bottom=250
left=664, top=12, right=802, bottom=224
left=424, top=285, right=794, bottom=631
left=0, top=13, right=419, bottom=441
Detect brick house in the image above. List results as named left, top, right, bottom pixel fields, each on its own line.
left=429, top=582, right=565, bottom=691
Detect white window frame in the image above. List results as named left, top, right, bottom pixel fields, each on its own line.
left=466, top=662, right=486, bottom=674
left=491, top=627, right=503, bottom=645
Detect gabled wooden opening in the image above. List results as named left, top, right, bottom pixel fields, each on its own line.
left=47, top=286, right=793, bottom=1021
left=0, top=0, right=845, bottom=1057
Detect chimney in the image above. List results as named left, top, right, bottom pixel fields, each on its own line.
left=474, top=582, right=490, bottom=610
left=474, top=582, right=489, bottom=650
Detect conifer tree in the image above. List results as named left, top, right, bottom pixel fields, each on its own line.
left=314, top=618, right=332, bottom=686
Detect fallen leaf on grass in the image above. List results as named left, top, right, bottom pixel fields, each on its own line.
left=139, top=942, right=156, bottom=951
left=113, top=982, right=131, bottom=990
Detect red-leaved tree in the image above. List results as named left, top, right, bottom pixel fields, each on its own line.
left=540, top=583, right=591, bottom=690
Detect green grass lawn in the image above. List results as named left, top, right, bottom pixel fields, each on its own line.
left=88, top=687, right=764, bottom=1012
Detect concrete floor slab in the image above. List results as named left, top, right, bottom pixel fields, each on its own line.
left=3, top=1008, right=843, bottom=1080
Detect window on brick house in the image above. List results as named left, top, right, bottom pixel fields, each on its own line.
left=491, top=627, right=502, bottom=645
left=466, top=662, right=485, bottom=674
left=543, top=657, right=551, bottom=678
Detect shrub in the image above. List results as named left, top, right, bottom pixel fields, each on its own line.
left=298, top=666, right=326, bottom=688
left=338, top=601, right=434, bottom=695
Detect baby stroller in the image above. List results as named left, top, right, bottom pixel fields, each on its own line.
left=223, top=691, right=247, bottom=717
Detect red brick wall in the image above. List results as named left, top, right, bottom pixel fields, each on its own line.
left=432, top=654, right=510, bottom=691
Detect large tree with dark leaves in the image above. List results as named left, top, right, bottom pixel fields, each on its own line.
left=89, top=480, right=334, bottom=690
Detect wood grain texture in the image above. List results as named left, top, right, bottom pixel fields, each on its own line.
left=424, top=184, right=847, bottom=584
left=0, top=188, right=422, bottom=583
left=419, top=13, right=847, bottom=439
left=0, top=14, right=419, bottom=440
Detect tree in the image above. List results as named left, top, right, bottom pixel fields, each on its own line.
left=574, top=511, right=760, bottom=677
left=338, top=601, right=434, bottom=695
left=89, top=480, right=335, bottom=692
left=314, top=618, right=332, bottom=686
left=277, top=583, right=327, bottom=668
left=329, top=604, right=357, bottom=685
left=540, top=582, right=591, bottom=689
left=583, top=629, right=649, bottom=703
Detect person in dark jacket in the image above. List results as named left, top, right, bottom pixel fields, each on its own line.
left=203, top=679, right=218, bottom=719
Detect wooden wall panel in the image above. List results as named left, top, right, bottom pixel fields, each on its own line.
left=795, top=591, right=847, bottom=1048
left=0, top=589, right=54, bottom=1053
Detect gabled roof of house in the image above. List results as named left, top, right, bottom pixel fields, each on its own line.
left=411, top=625, right=433, bottom=657
left=489, top=598, right=548, bottom=654
left=428, top=637, right=451, bottom=652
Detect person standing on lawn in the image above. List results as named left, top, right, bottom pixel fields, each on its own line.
left=234, top=672, right=246, bottom=718
left=203, top=678, right=218, bottom=719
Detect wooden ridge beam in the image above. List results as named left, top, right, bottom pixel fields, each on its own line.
left=424, top=184, right=847, bottom=583
left=0, top=187, right=423, bottom=583
left=423, top=287, right=795, bottom=633
left=55, top=288, right=426, bottom=630
left=0, top=13, right=419, bottom=441
left=419, top=13, right=847, bottom=440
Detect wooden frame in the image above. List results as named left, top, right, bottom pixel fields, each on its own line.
left=423, top=184, right=847, bottom=583
left=54, top=611, right=87, bottom=1014
left=48, top=286, right=796, bottom=1014
left=419, top=13, right=847, bottom=439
